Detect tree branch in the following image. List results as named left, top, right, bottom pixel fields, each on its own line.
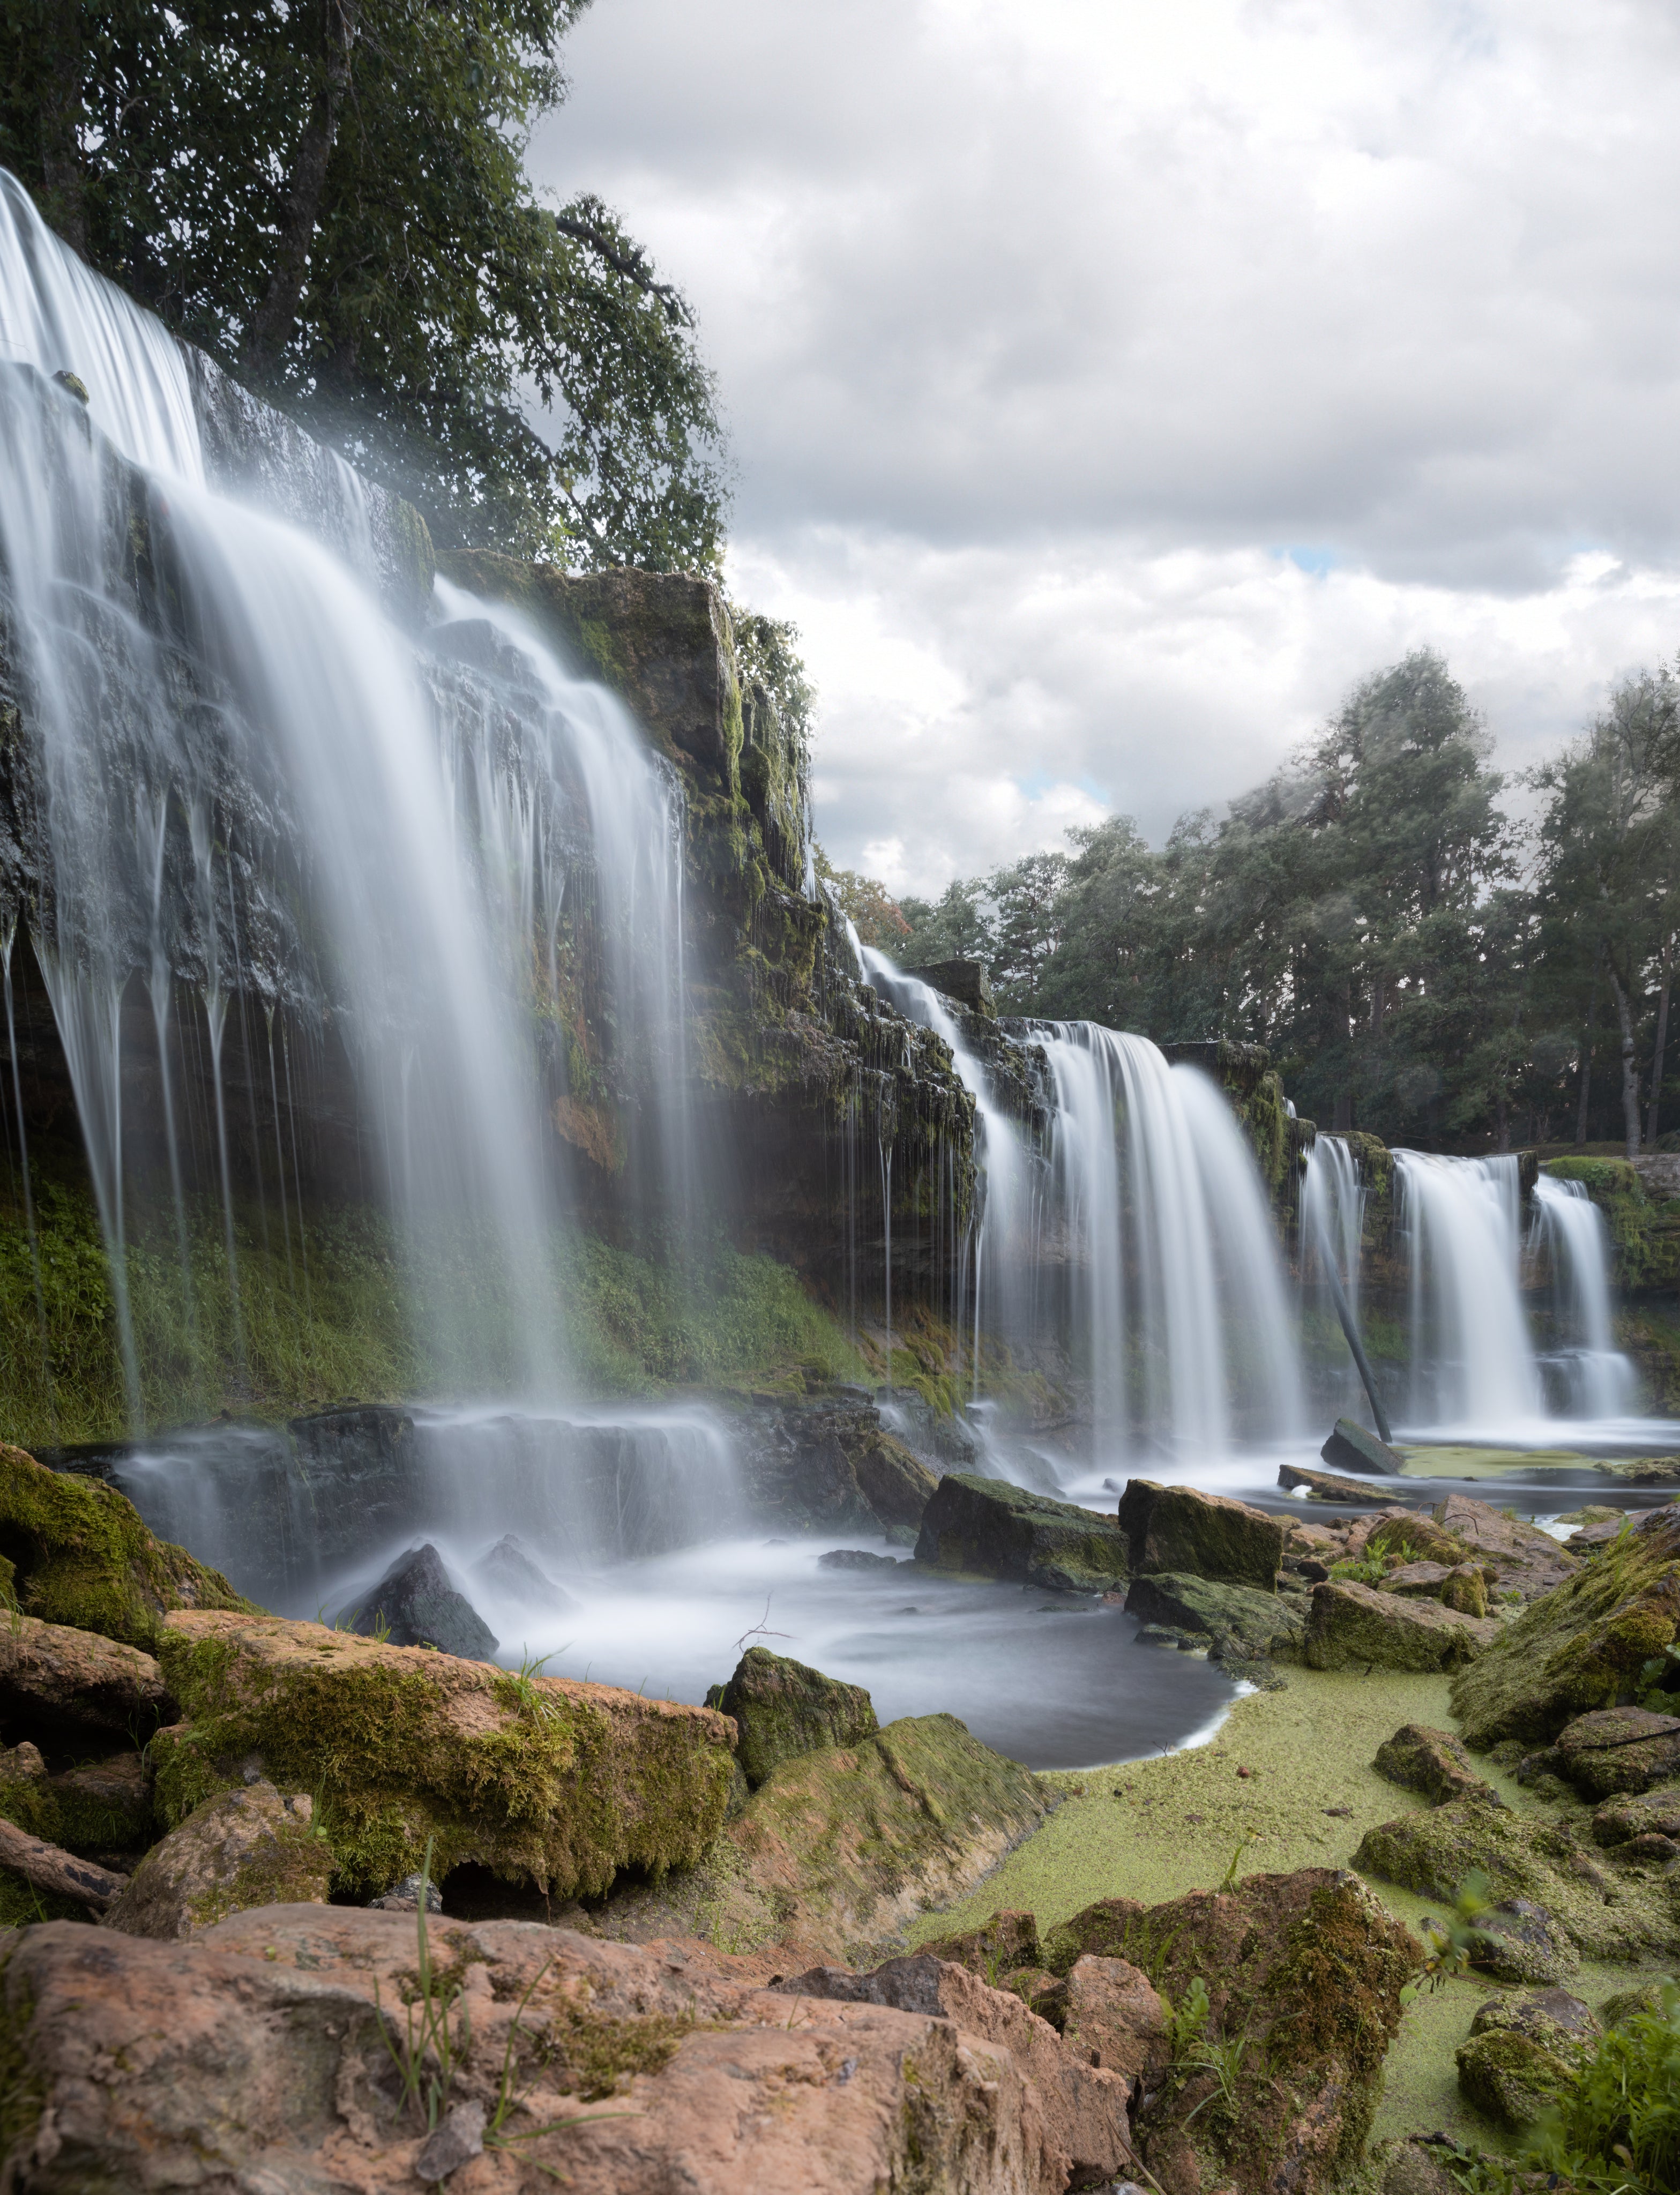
left=552, top=211, right=688, bottom=325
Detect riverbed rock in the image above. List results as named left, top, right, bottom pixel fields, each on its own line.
left=774, top=1953, right=1136, bottom=2186
left=1354, top=1796, right=1680, bottom=1963
left=0, top=1903, right=1079, bottom=2195
left=1124, top=1572, right=1305, bottom=1662
left=0, top=1612, right=171, bottom=1742
left=1116, top=1479, right=1284, bottom=1589
left=148, top=1608, right=736, bottom=1899
left=849, top=1427, right=940, bottom=1530
left=1451, top=1503, right=1680, bottom=1748
left=1432, top=1494, right=1579, bottom=1601
left=1278, top=1464, right=1391, bottom=1503
left=592, top=1712, right=1050, bottom=1967
left=347, top=1542, right=498, bottom=1661
left=1550, top=1705, right=1680, bottom=1797
left=1455, top=2022, right=1579, bottom=2129
left=816, top=1547, right=904, bottom=1570
left=103, top=1779, right=331, bottom=1938
left=916, top=1472, right=1130, bottom=1592
left=710, top=1646, right=879, bottom=1786
left=1048, top=1869, right=1420, bottom=2195
left=0, top=1442, right=252, bottom=1651
left=1305, top=1580, right=1500, bottom=1671
left=1321, top=1419, right=1404, bottom=1476
left=1373, top=1723, right=1500, bottom=1806
left=1589, top=1783, right=1680, bottom=1846
left=737, top=1400, right=940, bottom=1540
left=470, top=1532, right=577, bottom=1612
left=0, top=1744, right=153, bottom=1855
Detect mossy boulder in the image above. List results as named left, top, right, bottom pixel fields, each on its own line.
left=1124, top=1572, right=1305, bottom=1662
left=710, top=1646, right=879, bottom=1787
left=0, top=1444, right=253, bottom=1650
left=0, top=1744, right=153, bottom=1855
left=593, top=1712, right=1050, bottom=1966
left=149, top=1609, right=736, bottom=1900
left=1455, top=2022, right=1577, bottom=2130
left=0, top=1612, right=170, bottom=1742
left=1373, top=1722, right=1499, bottom=1806
left=1305, top=1580, right=1500, bottom=1671
left=1589, top=1783, right=1680, bottom=1847
left=1354, top=1797, right=1680, bottom=1963
left=1322, top=1419, right=1404, bottom=1476
left=1367, top=1511, right=1475, bottom=1569
left=1048, top=1870, right=1421, bottom=2195
left=915, top=1473, right=1129, bottom=1592
left=1116, top=1479, right=1283, bottom=1589
left=103, top=1780, right=331, bottom=1938
left=1450, top=1506, right=1680, bottom=1748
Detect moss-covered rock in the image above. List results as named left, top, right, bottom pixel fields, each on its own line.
left=711, top=1646, right=879, bottom=1787
left=1450, top=1507, right=1680, bottom=1748
left=1373, top=1722, right=1499, bottom=1805
left=150, top=1609, right=736, bottom=1900
left=1353, top=1796, right=1680, bottom=1963
left=1305, top=1579, right=1500, bottom=1671
left=1551, top=1705, right=1680, bottom=1796
left=1323, top=1419, right=1405, bottom=1476
left=0, top=1746, right=153, bottom=1855
left=0, top=1444, right=253, bottom=1650
left=593, top=1711, right=1050, bottom=1966
left=915, top=1473, right=1129, bottom=1592
left=1455, top=2023, right=1577, bottom=2130
left=0, top=1612, right=170, bottom=1742
left=1123, top=1572, right=1305, bottom=1662
left=1117, top=1478, right=1284, bottom=1588
left=1367, top=1512, right=1475, bottom=1569
left=103, top=1780, right=331, bottom=1938
left=1589, top=1783, right=1680, bottom=1846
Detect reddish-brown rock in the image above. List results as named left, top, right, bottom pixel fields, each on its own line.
left=1060, top=1954, right=1169, bottom=2080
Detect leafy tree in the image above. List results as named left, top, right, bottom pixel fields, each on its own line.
left=814, top=849, right=910, bottom=951
left=898, top=880, right=996, bottom=970
left=0, top=0, right=728, bottom=566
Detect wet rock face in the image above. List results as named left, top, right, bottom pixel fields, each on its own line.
left=0, top=1906, right=1077, bottom=2195
left=1373, top=1723, right=1501, bottom=1806
left=1123, top=1573, right=1305, bottom=1666
left=103, top=1779, right=331, bottom=1938
left=1451, top=1503, right=1680, bottom=1749
left=1116, top=1480, right=1283, bottom=1591
left=711, top=1646, right=880, bottom=1788
left=1305, top=1580, right=1500, bottom=1672
left=918, top=1472, right=1130, bottom=1592
left=1455, top=1989, right=1597, bottom=2129
left=347, top=1543, right=498, bottom=1662
left=736, top=1399, right=940, bottom=1542
left=1550, top=1705, right=1680, bottom=1797
left=1321, top=1419, right=1404, bottom=1476
left=0, top=1613, right=171, bottom=1746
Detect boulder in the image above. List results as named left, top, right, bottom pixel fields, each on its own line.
left=347, top=1543, right=498, bottom=1661
left=921, top=1907, right=1042, bottom=1979
left=1124, top=1573, right=1305, bottom=1662
left=1354, top=1798, right=1680, bottom=1964
left=0, top=1744, right=153, bottom=1854
left=0, top=1442, right=252, bottom=1650
left=816, top=1548, right=904, bottom=1570
left=1551, top=1706, right=1680, bottom=1797
left=1472, top=1985, right=1600, bottom=2052
left=1432, top=1494, right=1579, bottom=1601
left=1373, top=1723, right=1500, bottom=1806
left=1440, top=1565, right=1491, bottom=1617
left=1059, top=1954, right=1169, bottom=2080
left=1045, top=1870, right=1419, bottom=2195
left=1379, top=1559, right=1455, bottom=1596
left=1451, top=1502, right=1680, bottom=1749
left=1115, top=1479, right=1284, bottom=1589
left=710, top=1646, right=879, bottom=1787
left=1277, top=1464, right=1389, bottom=1504
left=148, top=1609, right=736, bottom=1899
left=470, top=1533, right=576, bottom=1612
left=1304, top=1580, right=1500, bottom=1671
left=1455, top=2024, right=1578, bottom=2130
left=103, top=1780, right=331, bottom=1938
left=915, top=1473, right=1129, bottom=1592
left=0, top=1903, right=1077, bottom=2195
left=1382, top=2140, right=1461, bottom=2195
left=1589, top=1784, right=1680, bottom=1848
left=1365, top=1510, right=1477, bottom=1569
left=848, top=1429, right=939, bottom=1531
left=0, top=1612, right=171, bottom=1742
left=1463, top=1899, right=1576, bottom=1986
left=1321, top=1419, right=1403, bottom=1476
left=593, top=1712, right=1049, bottom=1967
left=775, top=1954, right=1135, bottom=2186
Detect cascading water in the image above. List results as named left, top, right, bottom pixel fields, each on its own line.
left=1300, top=1133, right=1368, bottom=1415
left=1530, top=1175, right=1639, bottom=1417
left=1396, top=1153, right=1541, bottom=1427
left=0, top=169, right=692, bottom=1410
left=1033, top=1024, right=1303, bottom=1463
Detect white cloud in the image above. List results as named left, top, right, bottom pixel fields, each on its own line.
left=531, top=0, right=1680, bottom=893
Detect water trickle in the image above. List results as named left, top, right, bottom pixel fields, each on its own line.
left=1530, top=1174, right=1639, bottom=1416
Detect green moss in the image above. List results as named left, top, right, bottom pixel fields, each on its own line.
left=0, top=1869, right=85, bottom=1928
left=716, top=1646, right=880, bottom=1786
left=151, top=1615, right=736, bottom=1900
left=0, top=1764, right=152, bottom=1855
left=0, top=1443, right=252, bottom=1649
left=1455, top=2027, right=1576, bottom=2130
left=0, top=1943, right=46, bottom=2163
left=1542, top=1157, right=1680, bottom=1290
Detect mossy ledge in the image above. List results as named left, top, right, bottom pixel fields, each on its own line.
left=151, top=1610, right=737, bottom=1900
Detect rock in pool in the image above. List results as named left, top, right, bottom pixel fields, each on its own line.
left=348, top=1542, right=498, bottom=1661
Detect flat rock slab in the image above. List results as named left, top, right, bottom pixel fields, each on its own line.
left=1552, top=1707, right=1680, bottom=1797
left=1124, top=1572, right=1304, bottom=1660
left=1279, top=1465, right=1394, bottom=1504
left=1116, top=1479, right=1283, bottom=1589
left=0, top=1613, right=171, bottom=1739
left=1321, top=1420, right=1405, bottom=1476
left=915, top=1473, right=1129, bottom=1592
left=1305, top=1580, right=1501, bottom=1672
left=0, top=1905, right=1080, bottom=2194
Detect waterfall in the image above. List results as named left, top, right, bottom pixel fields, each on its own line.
left=1034, top=1025, right=1303, bottom=1461
left=1300, top=1133, right=1367, bottom=1415
left=1530, top=1174, right=1639, bottom=1417
left=0, top=169, right=690, bottom=1414
left=1396, top=1153, right=1540, bottom=1427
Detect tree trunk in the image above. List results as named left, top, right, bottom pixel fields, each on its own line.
left=1576, top=951, right=1602, bottom=1145
left=1607, top=966, right=1641, bottom=1159
left=1647, top=937, right=1673, bottom=1148
left=241, top=0, right=360, bottom=379
left=39, top=0, right=87, bottom=255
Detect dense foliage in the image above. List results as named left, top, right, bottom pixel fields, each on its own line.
left=0, top=0, right=728, bottom=565
left=895, top=650, right=1680, bottom=1153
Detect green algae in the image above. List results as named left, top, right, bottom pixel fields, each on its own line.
left=711, top=1646, right=879, bottom=1787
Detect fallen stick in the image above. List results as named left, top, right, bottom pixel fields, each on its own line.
left=0, top=1813, right=129, bottom=1913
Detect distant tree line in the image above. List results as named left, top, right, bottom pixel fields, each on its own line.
left=865, top=651, right=1680, bottom=1156
left=1, top=0, right=727, bottom=569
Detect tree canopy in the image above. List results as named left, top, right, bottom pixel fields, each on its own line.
left=893, top=649, right=1680, bottom=1156
left=1, top=0, right=728, bottom=566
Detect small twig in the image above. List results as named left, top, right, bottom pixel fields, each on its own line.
left=734, top=1593, right=791, bottom=1654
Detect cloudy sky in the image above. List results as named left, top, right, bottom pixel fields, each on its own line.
left=532, top=0, right=1680, bottom=898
